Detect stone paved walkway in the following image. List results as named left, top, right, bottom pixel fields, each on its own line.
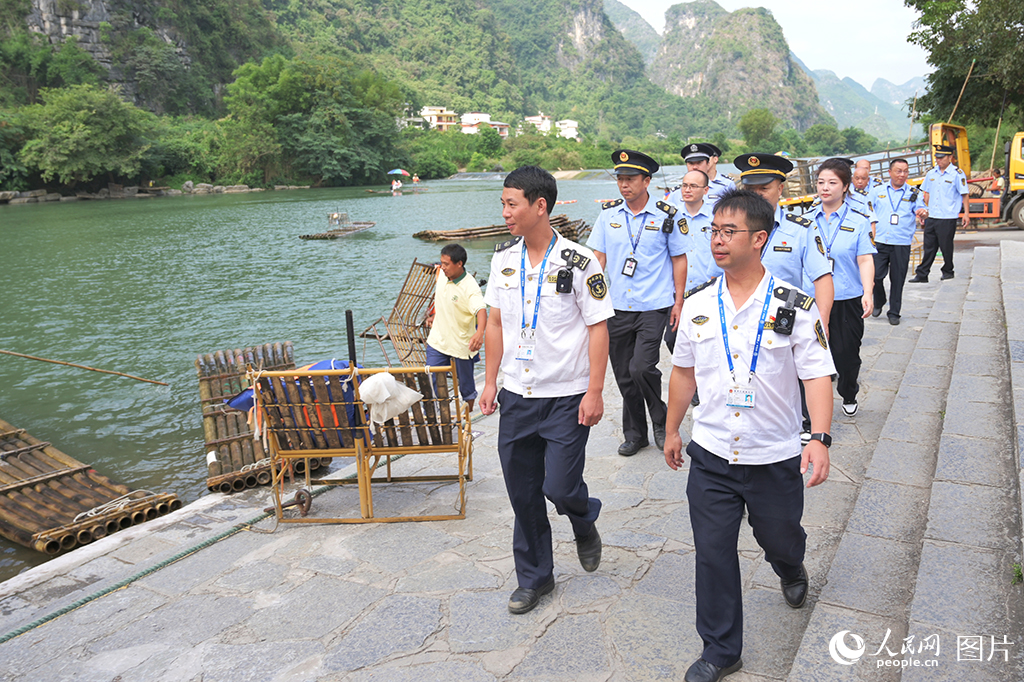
left=1, top=247, right=1021, bottom=681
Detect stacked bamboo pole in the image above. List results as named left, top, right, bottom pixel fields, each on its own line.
left=196, top=342, right=333, bottom=493
left=0, top=419, right=182, bottom=555
left=412, top=214, right=590, bottom=242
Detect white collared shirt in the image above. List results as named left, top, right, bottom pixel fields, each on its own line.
left=672, top=269, right=836, bottom=464
left=485, top=233, right=614, bottom=398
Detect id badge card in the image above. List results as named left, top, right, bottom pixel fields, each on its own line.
left=726, top=386, right=756, bottom=409
left=890, top=214, right=899, bottom=225
left=828, top=257, right=835, bottom=273
left=622, top=257, right=638, bottom=278
left=516, top=329, right=536, bottom=361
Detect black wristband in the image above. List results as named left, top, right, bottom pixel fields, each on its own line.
left=809, top=432, right=832, bottom=447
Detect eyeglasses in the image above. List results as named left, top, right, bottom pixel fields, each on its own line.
left=680, top=183, right=707, bottom=190
left=701, top=227, right=755, bottom=241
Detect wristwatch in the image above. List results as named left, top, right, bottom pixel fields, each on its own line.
left=809, top=432, right=832, bottom=447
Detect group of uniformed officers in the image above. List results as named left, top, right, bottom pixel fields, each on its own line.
left=476, top=141, right=967, bottom=682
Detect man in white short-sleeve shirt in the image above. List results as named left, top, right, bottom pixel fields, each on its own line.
left=663, top=189, right=835, bottom=682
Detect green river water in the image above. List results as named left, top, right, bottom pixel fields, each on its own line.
left=0, top=168, right=696, bottom=580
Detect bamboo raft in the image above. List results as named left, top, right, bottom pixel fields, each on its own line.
left=413, top=214, right=591, bottom=242
left=300, top=212, right=376, bottom=240
left=360, top=260, right=437, bottom=367
left=0, top=418, right=182, bottom=555
left=197, top=342, right=331, bottom=493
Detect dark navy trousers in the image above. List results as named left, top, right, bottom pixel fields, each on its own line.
left=497, top=389, right=601, bottom=589
left=686, top=441, right=806, bottom=667
left=608, top=307, right=670, bottom=442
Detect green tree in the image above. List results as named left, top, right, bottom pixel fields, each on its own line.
left=476, top=123, right=503, bottom=157
left=0, top=109, right=27, bottom=189
left=738, top=108, right=778, bottom=147
left=803, top=124, right=847, bottom=156
left=906, top=0, right=1024, bottom=127
left=18, top=84, right=156, bottom=185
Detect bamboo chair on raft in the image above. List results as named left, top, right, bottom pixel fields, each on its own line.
left=250, top=363, right=473, bottom=524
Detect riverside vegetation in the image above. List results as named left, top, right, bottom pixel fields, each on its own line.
left=0, top=0, right=1016, bottom=196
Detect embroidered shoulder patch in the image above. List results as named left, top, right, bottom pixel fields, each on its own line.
left=815, top=235, right=825, bottom=255
left=678, top=217, right=689, bottom=234
left=815, top=319, right=828, bottom=349
left=587, top=273, right=607, bottom=300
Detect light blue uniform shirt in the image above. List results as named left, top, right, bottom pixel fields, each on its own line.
left=921, top=164, right=968, bottom=219
left=807, top=205, right=876, bottom=300
left=707, top=174, right=736, bottom=206
left=761, top=206, right=832, bottom=291
left=665, top=199, right=715, bottom=291
left=847, top=181, right=880, bottom=224
left=868, top=182, right=924, bottom=245
left=588, top=193, right=691, bottom=311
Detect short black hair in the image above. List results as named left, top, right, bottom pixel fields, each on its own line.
left=818, top=157, right=853, bottom=187
left=713, top=188, right=774, bottom=235
left=889, top=158, right=909, bottom=169
left=503, top=166, right=557, bottom=215
left=440, top=243, right=467, bottom=266
left=689, top=169, right=710, bottom=187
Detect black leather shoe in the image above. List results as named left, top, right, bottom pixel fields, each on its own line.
left=940, top=272, right=954, bottom=280
left=684, top=657, right=743, bottom=682
left=871, top=307, right=882, bottom=317
left=576, top=527, right=601, bottom=572
left=508, top=576, right=555, bottom=614
left=781, top=564, right=808, bottom=608
left=888, top=315, right=900, bottom=326
left=909, top=275, right=928, bottom=283
left=617, top=438, right=648, bottom=456
left=653, top=423, right=666, bottom=450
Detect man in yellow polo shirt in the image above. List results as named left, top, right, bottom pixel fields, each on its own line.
left=426, top=243, right=487, bottom=411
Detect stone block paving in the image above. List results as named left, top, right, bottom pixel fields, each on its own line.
left=2, top=249, right=1023, bottom=681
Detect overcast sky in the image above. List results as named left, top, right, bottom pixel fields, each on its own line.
left=619, top=0, right=932, bottom=89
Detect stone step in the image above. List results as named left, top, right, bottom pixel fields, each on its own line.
left=786, top=257, right=972, bottom=680
left=900, top=245, right=1024, bottom=681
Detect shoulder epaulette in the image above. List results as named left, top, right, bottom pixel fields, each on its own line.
left=560, top=247, right=591, bottom=270
left=656, top=200, right=677, bottom=217
left=854, top=187, right=868, bottom=196
left=683, top=277, right=717, bottom=299
left=851, top=207, right=869, bottom=219
left=772, top=285, right=814, bottom=310
left=494, top=236, right=522, bottom=252
left=602, top=198, right=623, bottom=210
left=785, top=213, right=813, bottom=227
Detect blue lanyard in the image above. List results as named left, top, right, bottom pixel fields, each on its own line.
left=624, top=209, right=645, bottom=253
left=885, top=185, right=906, bottom=215
left=815, top=205, right=849, bottom=256
left=717, top=276, right=774, bottom=384
left=520, top=234, right=557, bottom=331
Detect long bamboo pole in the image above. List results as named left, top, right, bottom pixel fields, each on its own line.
left=947, top=59, right=975, bottom=124
left=0, top=349, right=167, bottom=386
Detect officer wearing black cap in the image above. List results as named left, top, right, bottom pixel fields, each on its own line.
left=589, top=150, right=691, bottom=456
left=734, top=152, right=835, bottom=443
left=672, top=142, right=735, bottom=206
left=910, top=144, right=969, bottom=282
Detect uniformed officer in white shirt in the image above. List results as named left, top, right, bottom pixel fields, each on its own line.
left=663, top=189, right=835, bottom=682
left=480, top=166, right=614, bottom=615
left=910, top=144, right=970, bottom=282
left=669, top=142, right=736, bottom=207
left=589, top=149, right=690, bottom=457
left=867, top=158, right=927, bottom=324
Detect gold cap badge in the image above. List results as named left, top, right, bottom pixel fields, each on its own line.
left=748, top=156, right=760, bottom=167
left=619, top=151, right=629, bottom=162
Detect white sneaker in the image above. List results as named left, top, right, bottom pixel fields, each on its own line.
left=842, top=402, right=858, bottom=417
